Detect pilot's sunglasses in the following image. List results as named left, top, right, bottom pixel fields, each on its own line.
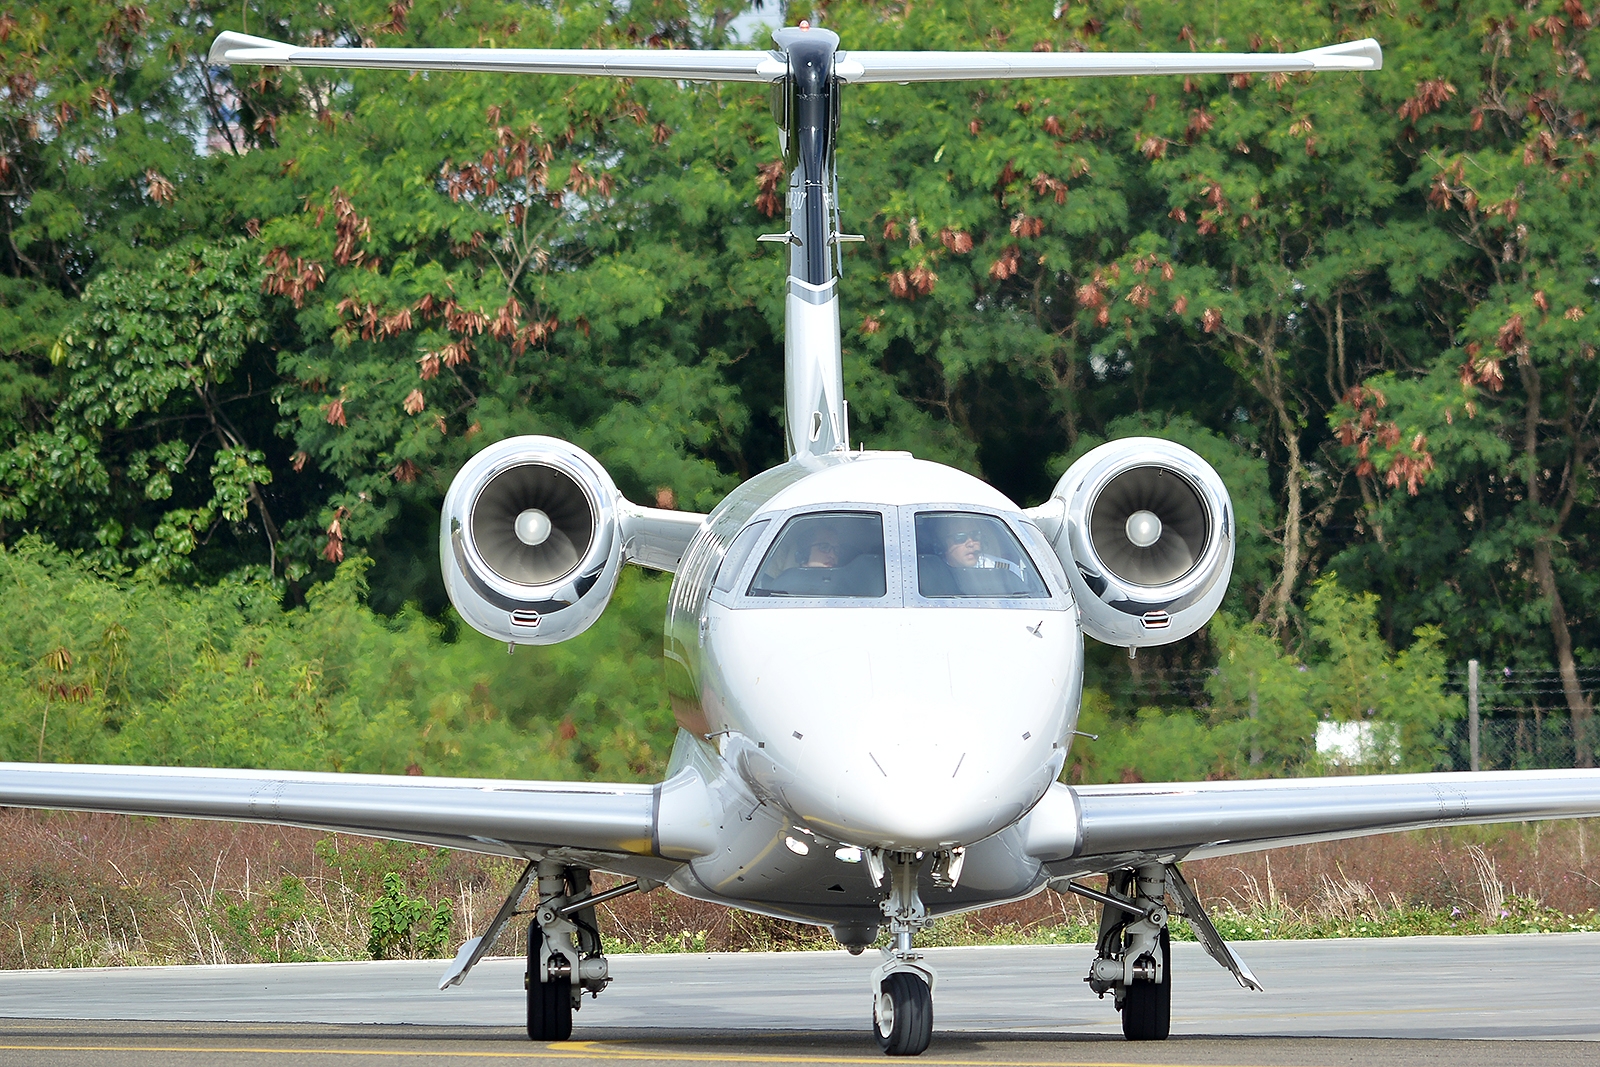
left=948, top=530, right=981, bottom=544
left=810, top=541, right=840, bottom=554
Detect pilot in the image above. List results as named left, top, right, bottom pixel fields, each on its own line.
left=802, top=526, right=841, bottom=568
left=942, top=523, right=982, bottom=568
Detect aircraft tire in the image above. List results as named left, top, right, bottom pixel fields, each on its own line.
left=1120, top=926, right=1171, bottom=1041
left=526, top=923, right=574, bottom=1042
left=873, top=971, right=933, bottom=1056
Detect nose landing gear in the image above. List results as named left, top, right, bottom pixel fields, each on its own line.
left=868, top=850, right=937, bottom=1056
left=873, top=970, right=933, bottom=1054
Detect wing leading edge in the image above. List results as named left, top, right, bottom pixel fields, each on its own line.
left=1025, top=768, right=1600, bottom=873
left=208, top=30, right=1380, bottom=83
left=0, top=762, right=717, bottom=881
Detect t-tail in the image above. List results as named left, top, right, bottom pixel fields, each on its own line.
left=767, top=26, right=851, bottom=459
left=209, top=24, right=1381, bottom=465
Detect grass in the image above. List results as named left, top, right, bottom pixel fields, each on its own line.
left=2, top=809, right=1598, bottom=968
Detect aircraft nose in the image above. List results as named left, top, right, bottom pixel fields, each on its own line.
left=713, top=604, right=1079, bottom=850
left=794, top=731, right=1064, bottom=849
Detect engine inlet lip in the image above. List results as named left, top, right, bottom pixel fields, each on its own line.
left=1085, top=464, right=1211, bottom=589
left=1066, top=448, right=1228, bottom=616
left=453, top=446, right=613, bottom=605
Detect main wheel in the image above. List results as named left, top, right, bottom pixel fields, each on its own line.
left=527, top=923, right=574, bottom=1042
left=873, top=971, right=933, bottom=1056
left=1120, top=926, right=1171, bottom=1041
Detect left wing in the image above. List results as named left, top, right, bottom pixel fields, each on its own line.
left=1025, top=768, right=1600, bottom=874
left=0, top=762, right=717, bottom=880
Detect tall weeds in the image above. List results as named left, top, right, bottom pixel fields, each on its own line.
left=5, top=810, right=1598, bottom=968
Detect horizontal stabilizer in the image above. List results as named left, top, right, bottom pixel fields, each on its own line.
left=208, top=31, right=783, bottom=81
left=210, top=31, right=1379, bottom=84
left=836, top=38, right=1382, bottom=83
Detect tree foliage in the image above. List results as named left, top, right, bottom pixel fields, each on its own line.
left=0, top=0, right=1594, bottom=773
left=0, top=539, right=677, bottom=779
left=1069, top=575, right=1462, bottom=784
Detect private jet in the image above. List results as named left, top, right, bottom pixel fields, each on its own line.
left=5, top=21, right=1600, bottom=1056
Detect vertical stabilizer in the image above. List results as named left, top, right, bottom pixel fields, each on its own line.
left=771, top=25, right=849, bottom=460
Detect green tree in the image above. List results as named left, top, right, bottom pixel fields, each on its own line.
left=1323, top=4, right=1600, bottom=764
left=2, top=241, right=286, bottom=578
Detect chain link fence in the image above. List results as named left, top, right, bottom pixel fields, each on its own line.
left=1440, top=666, right=1600, bottom=772
left=1086, top=663, right=1599, bottom=773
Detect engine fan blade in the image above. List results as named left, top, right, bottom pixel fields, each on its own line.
left=1088, top=466, right=1209, bottom=586
left=471, top=464, right=594, bottom=585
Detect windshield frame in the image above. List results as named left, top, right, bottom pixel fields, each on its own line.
left=898, top=504, right=1069, bottom=610
left=711, top=503, right=904, bottom=609
left=709, top=502, right=1071, bottom=611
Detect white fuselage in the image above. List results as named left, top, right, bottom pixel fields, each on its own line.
left=660, top=452, right=1082, bottom=925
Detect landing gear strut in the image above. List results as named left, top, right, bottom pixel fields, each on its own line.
left=1083, top=865, right=1172, bottom=1042
left=868, top=849, right=944, bottom=1056
left=525, top=862, right=611, bottom=1042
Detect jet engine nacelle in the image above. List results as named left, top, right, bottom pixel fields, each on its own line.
left=1036, top=437, right=1233, bottom=648
left=440, top=436, right=624, bottom=645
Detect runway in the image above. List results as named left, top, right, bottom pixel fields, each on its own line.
left=2, top=935, right=1597, bottom=1065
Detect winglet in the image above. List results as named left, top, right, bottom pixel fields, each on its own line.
left=1300, top=38, right=1383, bottom=71
left=209, top=31, right=295, bottom=66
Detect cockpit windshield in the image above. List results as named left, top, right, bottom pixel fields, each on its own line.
left=914, top=511, right=1051, bottom=599
left=748, top=511, right=887, bottom=598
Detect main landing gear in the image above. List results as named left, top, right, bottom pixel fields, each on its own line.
left=1084, top=866, right=1172, bottom=1041
left=440, top=858, right=653, bottom=1042
left=524, top=862, right=616, bottom=1041
left=1064, top=861, right=1263, bottom=1043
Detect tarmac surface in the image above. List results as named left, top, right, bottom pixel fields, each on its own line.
left=1, top=934, right=1597, bottom=1065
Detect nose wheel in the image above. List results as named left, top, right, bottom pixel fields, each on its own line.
left=874, top=971, right=933, bottom=1055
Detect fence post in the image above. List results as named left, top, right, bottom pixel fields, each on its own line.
left=1248, top=683, right=1261, bottom=766
left=1468, top=659, right=1480, bottom=772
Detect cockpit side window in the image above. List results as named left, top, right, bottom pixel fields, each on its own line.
left=748, top=511, right=887, bottom=598
left=712, top=520, right=770, bottom=595
left=914, top=511, right=1051, bottom=599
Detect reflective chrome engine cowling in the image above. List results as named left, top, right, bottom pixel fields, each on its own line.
left=440, top=436, right=623, bottom=645
left=1039, top=437, right=1233, bottom=647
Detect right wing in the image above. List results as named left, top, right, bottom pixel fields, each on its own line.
left=0, top=762, right=719, bottom=881
left=1025, top=768, right=1600, bottom=873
